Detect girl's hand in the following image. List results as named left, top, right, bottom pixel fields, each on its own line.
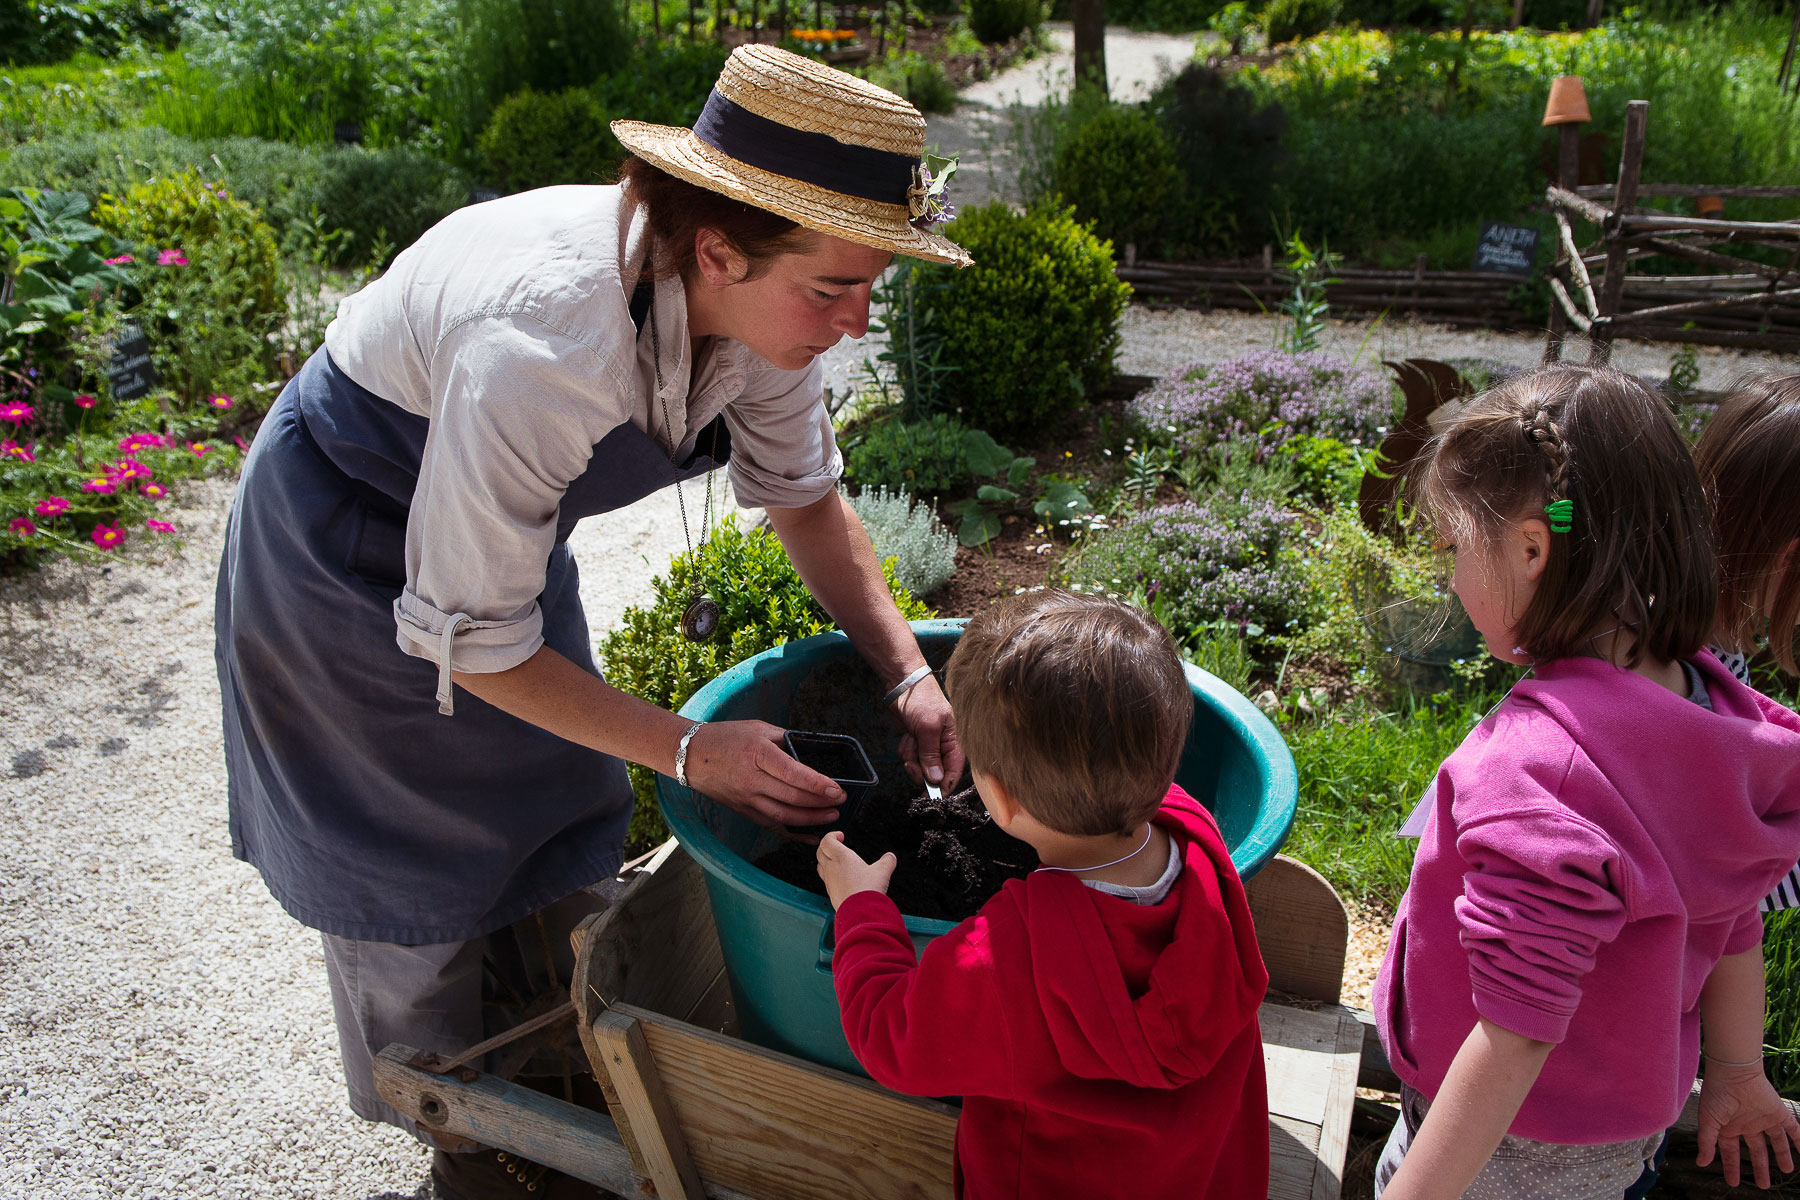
left=681, top=720, right=844, bottom=831
left=1697, top=1061, right=1800, bottom=1189
left=815, top=831, right=897, bottom=909
left=894, top=675, right=965, bottom=791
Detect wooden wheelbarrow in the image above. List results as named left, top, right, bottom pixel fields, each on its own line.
left=375, top=841, right=1365, bottom=1199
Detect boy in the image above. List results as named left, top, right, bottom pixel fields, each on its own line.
left=815, top=589, right=1270, bottom=1199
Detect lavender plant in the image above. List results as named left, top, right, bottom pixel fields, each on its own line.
left=1129, top=350, right=1393, bottom=462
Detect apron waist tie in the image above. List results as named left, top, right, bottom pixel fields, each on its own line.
left=436, top=612, right=474, bottom=716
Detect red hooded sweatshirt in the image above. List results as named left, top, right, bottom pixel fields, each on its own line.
left=832, top=785, right=1270, bottom=1200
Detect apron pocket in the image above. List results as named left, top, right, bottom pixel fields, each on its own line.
left=347, top=500, right=407, bottom=595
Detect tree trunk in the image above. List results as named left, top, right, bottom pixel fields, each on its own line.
left=1072, top=0, right=1107, bottom=96
left=1583, top=0, right=1602, bottom=27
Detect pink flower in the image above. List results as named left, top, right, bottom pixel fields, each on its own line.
left=0, top=402, right=33, bottom=424
left=82, top=477, right=116, bottom=495
left=75, top=394, right=98, bottom=409
left=1, top=440, right=35, bottom=462
left=188, top=441, right=210, bottom=458
left=145, top=518, right=176, bottom=534
left=207, top=393, right=234, bottom=410
left=91, top=523, right=127, bottom=550
left=233, top=436, right=249, bottom=451
left=140, top=482, right=169, bottom=500
left=104, top=254, right=134, bottom=266
left=9, top=517, right=36, bottom=537
left=118, top=432, right=169, bottom=453
left=108, top=458, right=152, bottom=483
left=34, top=496, right=69, bottom=517
left=156, top=248, right=188, bottom=266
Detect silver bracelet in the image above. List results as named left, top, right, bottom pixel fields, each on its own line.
left=674, top=721, right=705, bottom=789
left=883, top=664, right=933, bottom=707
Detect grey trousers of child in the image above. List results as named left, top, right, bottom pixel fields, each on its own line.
left=321, top=890, right=603, bottom=1144
left=1374, top=1084, right=1667, bottom=1200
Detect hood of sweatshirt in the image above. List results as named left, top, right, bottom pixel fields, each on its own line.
left=1513, top=654, right=1800, bottom=927
left=1014, top=785, right=1269, bottom=1089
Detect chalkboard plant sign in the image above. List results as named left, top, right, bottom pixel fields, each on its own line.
left=1471, top=222, right=1540, bottom=276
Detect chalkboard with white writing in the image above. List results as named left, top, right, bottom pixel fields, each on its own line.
left=1471, top=222, right=1540, bottom=276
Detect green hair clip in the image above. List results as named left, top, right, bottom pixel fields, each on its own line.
left=1544, top=499, right=1574, bottom=533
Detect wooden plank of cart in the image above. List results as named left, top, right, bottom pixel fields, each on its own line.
left=375, top=840, right=1363, bottom=1200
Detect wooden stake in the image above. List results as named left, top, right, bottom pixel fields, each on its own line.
left=1587, top=100, right=1648, bottom=366
left=593, top=1013, right=706, bottom=1200
left=1543, top=123, right=1584, bottom=364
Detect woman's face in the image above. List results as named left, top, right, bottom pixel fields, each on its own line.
left=691, top=231, right=894, bottom=372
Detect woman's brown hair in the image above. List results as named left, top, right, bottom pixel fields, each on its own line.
left=1412, top=364, right=1715, bottom=669
left=1695, top=373, right=1800, bottom=673
left=944, top=589, right=1193, bottom=837
left=617, top=154, right=815, bottom=282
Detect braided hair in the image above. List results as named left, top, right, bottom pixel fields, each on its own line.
left=1412, top=364, right=1714, bottom=668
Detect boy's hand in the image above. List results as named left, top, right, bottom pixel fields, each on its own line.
left=1697, top=1061, right=1800, bottom=1188
left=815, top=831, right=897, bottom=910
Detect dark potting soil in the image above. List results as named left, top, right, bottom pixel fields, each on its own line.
left=754, top=783, right=1038, bottom=923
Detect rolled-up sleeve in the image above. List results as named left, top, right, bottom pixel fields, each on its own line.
left=1455, top=804, right=1628, bottom=1044
left=394, top=313, right=632, bottom=678
left=723, top=356, right=842, bottom=510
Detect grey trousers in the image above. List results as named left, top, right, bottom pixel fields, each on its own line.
left=321, top=890, right=603, bottom=1143
left=1374, top=1085, right=1667, bottom=1200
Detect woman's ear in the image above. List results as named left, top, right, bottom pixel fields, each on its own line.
left=692, top=228, right=747, bottom=287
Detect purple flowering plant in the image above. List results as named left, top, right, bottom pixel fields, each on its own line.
left=1128, top=351, right=1395, bottom=462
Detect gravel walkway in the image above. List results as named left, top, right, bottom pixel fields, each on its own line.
left=3, top=34, right=1793, bottom=1200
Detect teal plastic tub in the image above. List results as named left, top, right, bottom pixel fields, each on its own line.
left=656, top=618, right=1297, bottom=1077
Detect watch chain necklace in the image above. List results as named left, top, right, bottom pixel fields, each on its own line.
left=648, top=300, right=722, bottom=642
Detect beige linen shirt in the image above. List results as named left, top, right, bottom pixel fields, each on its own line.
left=322, top=184, right=841, bottom=678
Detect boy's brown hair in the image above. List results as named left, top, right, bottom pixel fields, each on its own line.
left=1695, top=373, right=1800, bottom=673
left=944, top=589, right=1194, bottom=837
left=1412, top=364, right=1715, bottom=668
left=618, top=155, right=815, bottom=283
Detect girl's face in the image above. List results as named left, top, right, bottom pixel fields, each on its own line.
left=1443, top=517, right=1548, bottom=665
left=689, top=231, right=893, bottom=372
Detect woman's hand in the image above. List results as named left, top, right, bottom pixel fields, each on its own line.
left=816, top=831, right=897, bottom=909
left=681, top=720, right=845, bottom=831
left=895, top=675, right=964, bottom=791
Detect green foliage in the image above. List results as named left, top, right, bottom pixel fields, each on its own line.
left=842, top=412, right=972, bottom=497
left=478, top=86, right=618, bottom=193
left=1147, top=63, right=1286, bottom=256
left=967, top=0, right=1042, bottom=43
left=1208, top=1, right=1254, bottom=52
left=864, top=50, right=956, bottom=114
left=0, top=53, right=169, bottom=149
left=1257, top=0, right=1338, bottom=46
left=589, top=39, right=728, bottom=129
left=843, top=484, right=957, bottom=597
left=597, top=517, right=931, bottom=848
left=452, top=0, right=630, bottom=142
left=868, top=260, right=957, bottom=420
left=305, top=144, right=471, bottom=264
left=95, top=170, right=286, bottom=407
left=1667, top=342, right=1700, bottom=394
left=1050, top=99, right=1179, bottom=251
left=1276, top=231, right=1338, bottom=353
left=1272, top=433, right=1361, bottom=506
left=905, top=200, right=1129, bottom=441
left=1, top=0, right=181, bottom=65
left=0, top=188, right=133, bottom=399
left=1101, top=0, right=1227, bottom=32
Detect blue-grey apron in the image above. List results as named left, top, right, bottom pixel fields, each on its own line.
left=215, top=341, right=728, bottom=944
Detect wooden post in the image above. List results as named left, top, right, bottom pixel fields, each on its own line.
left=1073, top=0, right=1108, bottom=96
left=1510, top=0, right=1524, bottom=28
left=1588, top=100, right=1648, bottom=366
left=651, top=0, right=661, bottom=38
left=593, top=1012, right=706, bottom=1200
left=814, top=0, right=822, bottom=31
left=750, top=0, right=759, bottom=38
left=1780, top=0, right=1800, bottom=93
left=690, top=0, right=699, bottom=39
left=1584, top=0, right=1602, bottom=25
left=776, top=0, right=786, bottom=40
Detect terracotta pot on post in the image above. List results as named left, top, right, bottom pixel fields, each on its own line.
left=1695, top=195, right=1725, bottom=219
left=1543, top=75, right=1591, bottom=128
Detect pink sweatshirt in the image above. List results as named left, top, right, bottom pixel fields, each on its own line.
left=1374, top=653, right=1800, bottom=1143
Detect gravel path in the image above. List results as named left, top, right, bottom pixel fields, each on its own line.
left=3, top=33, right=1793, bottom=1199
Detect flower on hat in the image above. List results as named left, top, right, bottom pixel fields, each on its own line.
left=35, top=496, right=69, bottom=517
left=907, top=153, right=958, bottom=230
left=9, top=517, right=36, bottom=538
left=91, top=522, right=127, bottom=549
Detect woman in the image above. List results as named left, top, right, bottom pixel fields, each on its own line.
left=214, top=45, right=970, bottom=1199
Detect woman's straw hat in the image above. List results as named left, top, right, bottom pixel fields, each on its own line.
left=612, top=45, right=972, bottom=267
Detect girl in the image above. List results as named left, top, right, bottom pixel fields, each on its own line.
left=1696, top=373, right=1800, bottom=914
left=1372, top=365, right=1800, bottom=1199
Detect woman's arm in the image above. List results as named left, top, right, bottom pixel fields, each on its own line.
left=765, top=490, right=965, bottom=789
left=1379, top=1019, right=1554, bottom=1200
left=452, top=647, right=846, bottom=827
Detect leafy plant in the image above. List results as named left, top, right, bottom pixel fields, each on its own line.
left=966, top=0, right=1042, bottom=43
left=1, top=187, right=133, bottom=409
left=842, top=411, right=972, bottom=497
left=597, top=517, right=931, bottom=848
left=947, top=427, right=1036, bottom=547
left=1273, top=433, right=1362, bottom=505
left=844, top=484, right=957, bottom=597
left=1257, top=0, right=1338, bottom=46
left=1209, top=2, right=1255, bottom=54
left=868, top=260, right=957, bottom=421
left=478, top=86, right=618, bottom=193
left=281, top=206, right=388, bottom=367
left=863, top=50, right=956, bottom=114
left=900, top=200, right=1130, bottom=441
left=95, top=170, right=287, bottom=408
left=1050, top=100, right=1180, bottom=253
left=1667, top=341, right=1701, bottom=394
left=451, top=0, right=630, bottom=142
left=1148, top=64, right=1286, bottom=257
left=1276, top=231, right=1338, bottom=354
